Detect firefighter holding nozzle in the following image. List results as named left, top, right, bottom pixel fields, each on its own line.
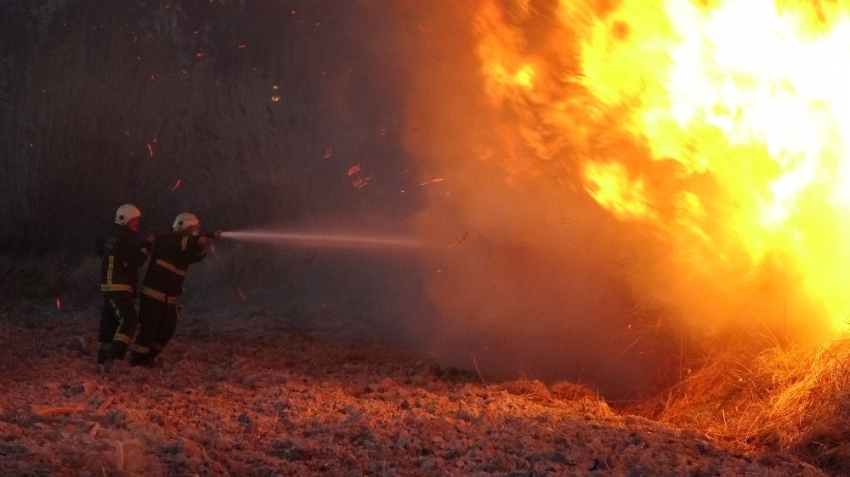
left=95, top=204, right=153, bottom=366
left=129, top=212, right=211, bottom=367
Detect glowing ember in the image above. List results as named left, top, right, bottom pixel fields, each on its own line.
left=420, top=177, right=444, bottom=186
left=350, top=177, right=370, bottom=189
left=347, top=164, right=371, bottom=189
left=472, top=0, right=850, bottom=334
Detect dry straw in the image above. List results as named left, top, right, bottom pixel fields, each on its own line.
left=646, top=334, right=850, bottom=473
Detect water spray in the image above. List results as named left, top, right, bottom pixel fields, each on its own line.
left=212, top=230, right=422, bottom=249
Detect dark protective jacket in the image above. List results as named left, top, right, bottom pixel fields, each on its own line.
left=96, top=224, right=151, bottom=294
left=139, top=232, right=207, bottom=303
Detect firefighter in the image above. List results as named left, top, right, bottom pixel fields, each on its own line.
left=129, top=212, right=209, bottom=367
left=95, top=204, right=153, bottom=365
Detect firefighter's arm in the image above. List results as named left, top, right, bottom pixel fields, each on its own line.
left=140, top=233, right=157, bottom=255
left=129, top=235, right=154, bottom=269
left=184, top=235, right=208, bottom=264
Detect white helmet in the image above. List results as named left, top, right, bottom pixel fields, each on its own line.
left=172, top=212, right=200, bottom=232
left=115, top=204, right=142, bottom=226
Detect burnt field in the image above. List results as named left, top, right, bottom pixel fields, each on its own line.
left=0, top=301, right=826, bottom=477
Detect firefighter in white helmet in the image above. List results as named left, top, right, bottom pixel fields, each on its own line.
left=94, top=204, right=153, bottom=365
left=129, top=212, right=210, bottom=367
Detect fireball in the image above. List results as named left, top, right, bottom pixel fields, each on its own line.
left=473, top=0, right=850, bottom=336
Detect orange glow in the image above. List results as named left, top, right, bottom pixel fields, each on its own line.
left=170, top=179, right=182, bottom=192
left=472, top=0, right=850, bottom=334
left=448, top=232, right=468, bottom=249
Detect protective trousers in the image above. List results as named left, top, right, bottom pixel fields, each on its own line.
left=129, top=293, right=179, bottom=367
left=97, top=292, right=138, bottom=364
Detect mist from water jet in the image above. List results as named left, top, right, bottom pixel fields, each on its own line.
left=219, top=230, right=424, bottom=249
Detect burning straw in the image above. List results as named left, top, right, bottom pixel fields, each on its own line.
left=643, top=337, right=850, bottom=473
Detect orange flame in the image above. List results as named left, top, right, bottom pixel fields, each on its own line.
left=472, top=0, right=850, bottom=334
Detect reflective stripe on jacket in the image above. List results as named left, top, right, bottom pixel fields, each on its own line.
left=97, top=224, right=151, bottom=294
left=140, top=231, right=207, bottom=298
left=140, top=286, right=179, bottom=304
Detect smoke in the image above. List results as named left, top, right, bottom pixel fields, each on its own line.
left=369, top=2, right=679, bottom=398
left=384, top=1, right=833, bottom=397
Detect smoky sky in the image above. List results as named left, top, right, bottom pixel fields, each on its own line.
left=0, top=1, right=426, bottom=252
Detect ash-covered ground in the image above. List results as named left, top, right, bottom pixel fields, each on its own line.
left=0, top=302, right=824, bottom=477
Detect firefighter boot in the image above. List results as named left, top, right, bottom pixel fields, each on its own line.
left=110, top=341, right=129, bottom=361
left=128, top=351, right=152, bottom=367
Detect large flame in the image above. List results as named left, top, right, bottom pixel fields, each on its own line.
left=473, top=0, right=850, bottom=336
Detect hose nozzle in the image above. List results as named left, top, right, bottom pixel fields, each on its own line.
left=201, top=229, right=223, bottom=239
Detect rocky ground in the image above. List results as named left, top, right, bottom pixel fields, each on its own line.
left=0, top=302, right=827, bottom=477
